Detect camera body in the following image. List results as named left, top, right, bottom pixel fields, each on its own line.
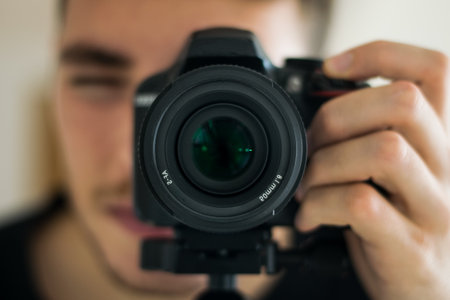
left=134, top=27, right=361, bottom=232
left=134, top=28, right=364, bottom=274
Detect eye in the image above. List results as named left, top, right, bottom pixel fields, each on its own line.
left=69, top=75, right=129, bottom=103
left=71, top=76, right=126, bottom=87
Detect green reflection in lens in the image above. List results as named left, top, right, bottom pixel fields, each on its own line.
left=192, top=117, right=254, bottom=181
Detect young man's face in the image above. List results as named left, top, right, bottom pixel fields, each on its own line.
left=56, top=0, right=304, bottom=293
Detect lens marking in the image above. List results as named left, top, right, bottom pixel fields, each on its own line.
left=161, top=170, right=173, bottom=186
left=259, top=175, right=283, bottom=202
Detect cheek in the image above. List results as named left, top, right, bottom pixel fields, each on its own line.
left=55, top=86, right=132, bottom=184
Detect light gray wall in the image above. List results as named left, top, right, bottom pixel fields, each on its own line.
left=0, top=0, right=58, bottom=224
left=323, top=0, right=450, bottom=56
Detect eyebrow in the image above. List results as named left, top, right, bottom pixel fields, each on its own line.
left=60, top=43, right=133, bottom=69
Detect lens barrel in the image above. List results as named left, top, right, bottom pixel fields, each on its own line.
left=138, top=65, right=306, bottom=232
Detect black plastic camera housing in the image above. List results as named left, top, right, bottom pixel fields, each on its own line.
left=134, top=28, right=365, bottom=275
left=134, top=27, right=362, bottom=233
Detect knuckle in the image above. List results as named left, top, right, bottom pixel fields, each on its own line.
left=368, top=40, right=391, bottom=64
left=411, top=229, right=433, bottom=252
left=408, top=230, right=435, bottom=276
left=432, top=50, right=449, bottom=69
left=390, top=81, right=424, bottom=125
left=367, top=40, right=390, bottom=54
left=425, top=50, right=449, bottom=81
left=373, top=131, right=409, bottom=166
left=345, top=184, right=381, bottom=221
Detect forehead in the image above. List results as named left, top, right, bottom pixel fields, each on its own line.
left=62, top=0, right=303, bottom=71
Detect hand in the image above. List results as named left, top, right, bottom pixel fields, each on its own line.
left=295, top=41, right=450, bottom=300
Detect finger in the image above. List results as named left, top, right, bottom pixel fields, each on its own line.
left=323, top=41, right=449, bottom=113
left=295, top=183, right=419, bottom=248
left=308, top=81, right=449, bottom=176
left=344, top=231, right=378, bottom=297
left=299, top=131, right=447, bottom=231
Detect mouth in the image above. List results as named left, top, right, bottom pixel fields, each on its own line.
left=109, top=206, right=174, bottom=239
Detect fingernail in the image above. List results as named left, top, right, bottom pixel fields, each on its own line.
left=324, top=52, right=354, bottom=74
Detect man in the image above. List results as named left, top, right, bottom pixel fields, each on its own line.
left=2, top=0, right=450, bottom=299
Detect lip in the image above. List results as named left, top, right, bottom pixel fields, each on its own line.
left=109, top=206, right=174, bottom=239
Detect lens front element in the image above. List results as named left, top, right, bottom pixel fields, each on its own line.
left=193, top=117, right=254, bottom=181
left=178, top=103, right=268, bottom=195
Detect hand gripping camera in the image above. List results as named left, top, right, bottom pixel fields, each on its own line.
left=134, top=28, right=365, bottom=297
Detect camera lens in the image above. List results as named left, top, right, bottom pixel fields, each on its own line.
left=139, top=65, right=307, bottom=232
left=192, top=117, right=254, bottom=181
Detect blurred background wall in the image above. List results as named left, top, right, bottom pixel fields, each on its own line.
left=322, top=0, right=450, bottom=56
left=0, top=0, right=58, bottom=224
left=0, top=0, right=449, bottom=224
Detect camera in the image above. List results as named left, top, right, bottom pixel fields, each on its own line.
left=134, top=28, right=365, bottom=275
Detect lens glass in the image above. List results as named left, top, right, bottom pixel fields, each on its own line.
left=192, top=117, right=254, bottom=181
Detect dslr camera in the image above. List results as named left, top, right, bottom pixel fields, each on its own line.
left=134, top=28, right=364, bottom=276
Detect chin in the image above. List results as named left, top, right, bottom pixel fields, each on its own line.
left=73, top=191, right=208, bottom=295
